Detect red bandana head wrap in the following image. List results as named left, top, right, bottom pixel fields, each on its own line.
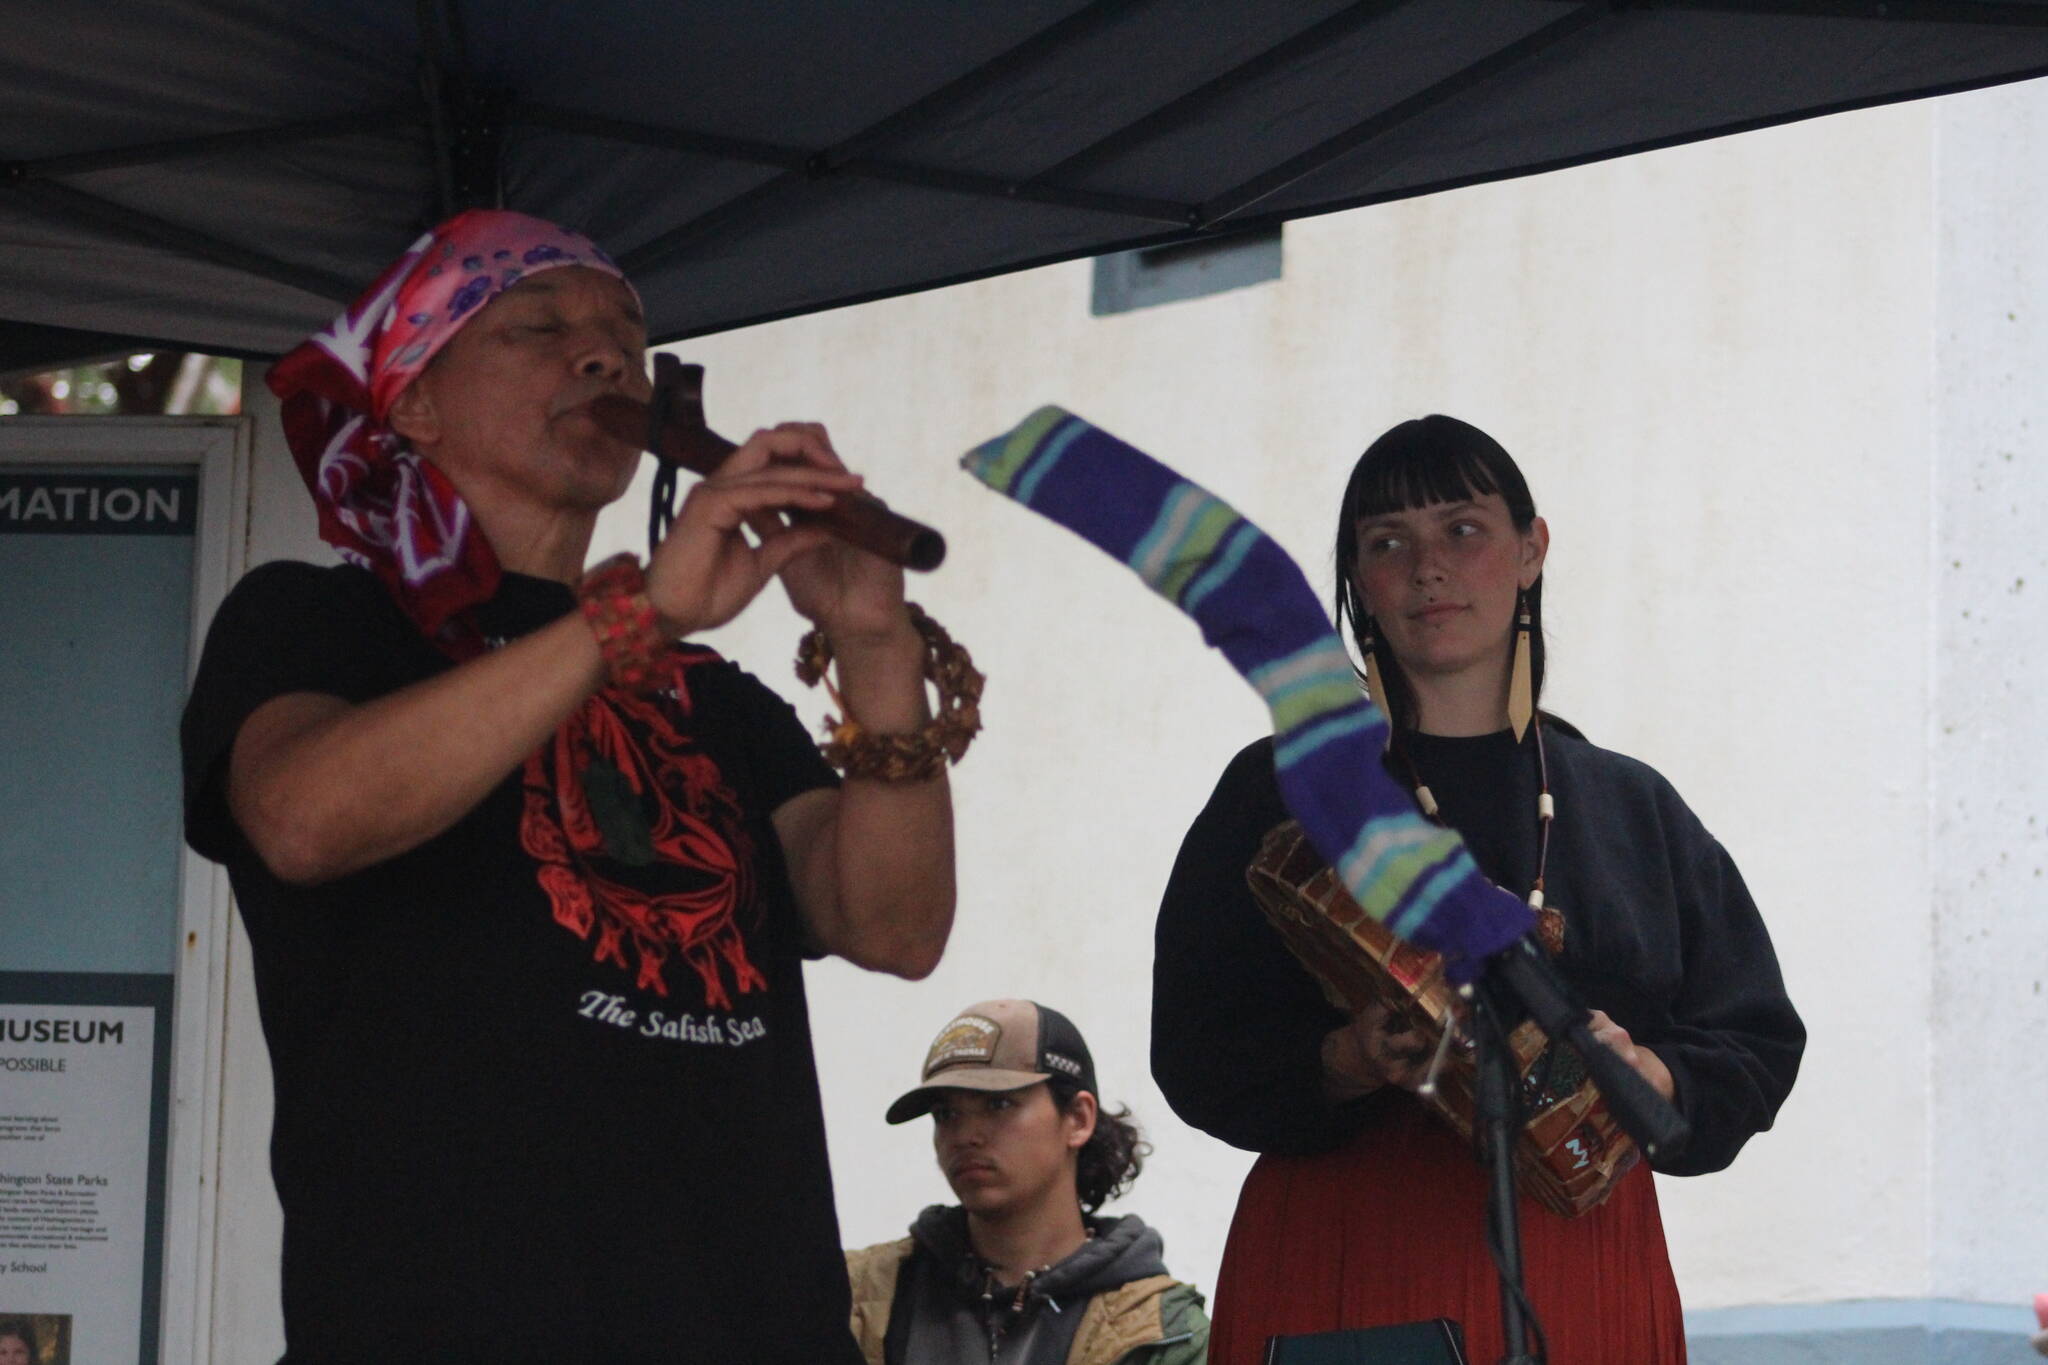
left=268, top=208, right=636, bottom=653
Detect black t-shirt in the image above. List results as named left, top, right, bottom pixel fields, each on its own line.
left=182, top=562, right=860, bottom=1364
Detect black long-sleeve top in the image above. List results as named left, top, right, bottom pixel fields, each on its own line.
left=1152, top=728, right=1804, bottom=1177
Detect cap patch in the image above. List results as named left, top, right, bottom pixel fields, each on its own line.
left=924, top=1015, right=1000, bottom=1078
left=1044, top=1050, right=1084, bottom=1078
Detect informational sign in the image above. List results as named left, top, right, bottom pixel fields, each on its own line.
left=1, top=431, right=238, bottom=1362
left=0, top=974, right=171, bottom=1365
left=0, top=471, right=197, bottom=537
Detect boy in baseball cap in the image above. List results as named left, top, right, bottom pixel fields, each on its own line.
left=846, top=1000, right=1209, bottom=1364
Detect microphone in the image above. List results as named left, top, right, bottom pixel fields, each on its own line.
left=1482, top=935, right=1692, bottom=1161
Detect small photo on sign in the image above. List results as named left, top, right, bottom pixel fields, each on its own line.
left=0, top=1312, right=70, bottom=1365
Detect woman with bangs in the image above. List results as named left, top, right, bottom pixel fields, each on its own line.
left=1152, top=415, right=1804, bottom=1364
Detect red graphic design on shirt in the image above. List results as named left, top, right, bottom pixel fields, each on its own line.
left=520, top=653, right=766, bottom=1009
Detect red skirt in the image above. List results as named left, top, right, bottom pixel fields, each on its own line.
left=1209, top=1098, right=1685, bottom=1365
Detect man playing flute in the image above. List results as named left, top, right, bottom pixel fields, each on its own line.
left=181, top=209, right=966, bottom=1363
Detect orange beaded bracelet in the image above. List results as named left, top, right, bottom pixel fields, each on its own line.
left=577, top=553, right=668, bottom=692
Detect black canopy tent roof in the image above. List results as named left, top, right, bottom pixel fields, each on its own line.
left=6, top=0, right=2048, bottom=378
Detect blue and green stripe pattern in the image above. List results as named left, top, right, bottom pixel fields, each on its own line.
left=963, top=407, right=1533, bottom=973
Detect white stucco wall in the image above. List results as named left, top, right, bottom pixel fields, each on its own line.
left=196, top=80, right=2048, bottom=1357
left=583, top=94, right=1961, bottom=1310
left=1931, top=84, right=2048, bottom=1303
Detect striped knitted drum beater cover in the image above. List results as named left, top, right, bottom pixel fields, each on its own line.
left=962, top=407, right=1534, bottom=980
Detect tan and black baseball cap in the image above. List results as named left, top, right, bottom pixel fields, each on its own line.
left=884, top=999, right=1098, bottom=1124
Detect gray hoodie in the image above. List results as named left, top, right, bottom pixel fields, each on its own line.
left=897, top=1205, right=1173, bottom=1364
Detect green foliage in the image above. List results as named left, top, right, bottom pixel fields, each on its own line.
left=0, top=354, right=242, bottom=416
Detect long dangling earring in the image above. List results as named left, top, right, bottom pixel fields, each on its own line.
left=1361, top=616, right=1390, bottom=717
left=1507, top=590, right=1534, bottom=742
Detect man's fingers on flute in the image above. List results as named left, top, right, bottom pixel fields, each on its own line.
left=739, top=507, right=789, bottom=544
left=710, top=461, right=860, bottom=495
left=789, top=420, right=841, bottom=467
left=754, top=524, right=833, bottom=575
left=686, top=480, right=838, bottom=526
left=671, top=485, right=835, bottom=550
left=726, top=422, right=849, bottom=475
left=691, top=470, right=855, bottom=523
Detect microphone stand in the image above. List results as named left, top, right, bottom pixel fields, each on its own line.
left=1466, top=982, right=1538, bottom=1364
left=1457, top=937, right=1693, bottom=1365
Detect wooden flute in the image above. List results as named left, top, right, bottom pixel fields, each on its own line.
left=587, top=354, right=947, bottom=572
